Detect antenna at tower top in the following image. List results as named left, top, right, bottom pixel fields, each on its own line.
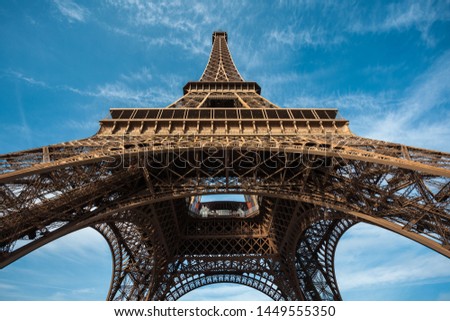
left=212, top=31, right=228, bottom=43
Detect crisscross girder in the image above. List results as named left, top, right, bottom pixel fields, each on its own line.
left=200, top=31, right=244, bottom=82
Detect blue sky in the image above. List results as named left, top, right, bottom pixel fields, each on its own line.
left=1, top=0, right=450, bottom=300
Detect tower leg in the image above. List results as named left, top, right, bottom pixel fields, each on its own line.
left=96, top=222, right=160, bottom=300
left=294, top=219, right=354, bottom=300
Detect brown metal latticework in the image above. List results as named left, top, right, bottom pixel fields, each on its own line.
left=0, top=31, right=449, bottom=300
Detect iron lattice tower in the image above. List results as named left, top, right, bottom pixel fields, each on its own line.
left=1, top=32, right=449, bottom=300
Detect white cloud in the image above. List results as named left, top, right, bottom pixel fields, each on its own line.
left=362, top=63, right=406, bottom=75
left=286, top=50, right=450, bottom=152
left=360, top=50, right=450, bottom=151
left=0, top=72, right=36, bottom=148
left=105, top=0, right=247, bottom=31
left=383, top=2, right=436, bottom=30
left=49, top=289, right=96, bottom=300
left=288, top=92, right=391, bottom=111
left=0, top=228, right=111, bottom=300
left=6, top=69, right=177, bottom=106
left=336, top=224, right=450, bottom=292
left=101, top=1, right=255, bottom=56
left=180, top=283, right=272, bottom=301
left=98, top=21, right=209, bottom=55
left=348, top=0, right=450, bottom=45
left=437, top=292, right=450, bottom=300
left=268, top=27, right=344, bottom=48
left=64, top=119, right=99, bottom=131
left=95, top=81, right=177, bottom=106
left=72, top=287, right=96, bottom=295
left=36, top=227, right=110, bottom=263
left=0, top=283, right=17, bottom=290
left=48, top=291, right=68, bottom=300
left=53, top=0, right=89, bottom=23
left=120, top=67, right=153, bottom=83
left=269, top=1, right=450, bottom=47
left=6, top=70, right=49, bottom=88
left=105, top=0, right=210, bottom=32
left=96, top=82, right=144, bottom=101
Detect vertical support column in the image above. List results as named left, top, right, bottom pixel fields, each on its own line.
left=96, top=222, right=160, bottom=301
left=294, top=218, right=354, bottom=300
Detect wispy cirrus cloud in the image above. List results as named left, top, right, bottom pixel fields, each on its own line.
left=0, top=72, right=36, bottom=148
left=106, top=0, right=205, bottom=31
left=105, top=0, right=238, bottom=31
left=180, top=283, right=272, bottom=301
left=360, top=50, right=450, bottom=151
left=336, top=223, right=450, bottom=296
left=120, top=67, right=152, bottom=83
left=268, top=1, right=450, bottom=47
left=287, top=91, right=394, bottom=111
left=286, top=50, right=450, bottom=152
left=349, top=0, right=450, bottom=45
left=48, top=287, right=97, bottom=301
left=0, top=283, right=17, bottom=290
left=52, top=0, right=89, bottom=23
left=268, top=26, right=344, bottom=48
left=339, top=253, right=450, bottom=290
left=64, top=119, right=99, bottom=132
left=5, top=70, right=49, bottom=88
left=101, top=0, right=255, bottom=56
left=100, top=23, right=210, bottom=55
left=35, top=228, right=109, bottom=261
left=4, top=68, right=178, bottom=106
left=0, top=228, right=111, bottom=300
left=95, top=82, right=177, bottom=106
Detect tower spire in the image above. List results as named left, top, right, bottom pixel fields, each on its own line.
left=200, top=31, right=244, bottom=82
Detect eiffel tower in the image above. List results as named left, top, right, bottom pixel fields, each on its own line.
left=1, top=31, right=449, bottom=301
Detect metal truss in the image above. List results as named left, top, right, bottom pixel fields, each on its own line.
left=1, top=31, right=449, bottom=301
left=295, top=219, right=354, bottom=300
